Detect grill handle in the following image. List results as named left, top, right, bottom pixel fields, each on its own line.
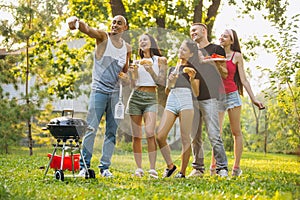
left=62, top=109, right=74, bottom=117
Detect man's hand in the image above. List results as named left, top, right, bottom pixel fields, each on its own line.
left=118, top=72, right=130, bottom=85
left=67, top=16, right=79, bottom=30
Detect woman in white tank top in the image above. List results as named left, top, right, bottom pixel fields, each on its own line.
left=127, top=34, right=167, bottom=178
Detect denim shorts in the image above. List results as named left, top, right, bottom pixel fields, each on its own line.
left=127, top=89, right=157, bottom=115
left=218, top=90, right=242, bottom=112
left=165, top=87, right=193, bottom=115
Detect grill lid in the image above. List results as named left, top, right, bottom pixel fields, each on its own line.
left=48, top=116, right=87, bottom=126
left=45, top=110, right=90, bottom=139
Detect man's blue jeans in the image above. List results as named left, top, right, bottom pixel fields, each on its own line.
left=80, top=91, right=120, bottom=170
left=191, top=98, right=228, bottom=171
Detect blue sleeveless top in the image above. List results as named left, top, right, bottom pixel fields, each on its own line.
left=92, top=33, right=127, bottom=93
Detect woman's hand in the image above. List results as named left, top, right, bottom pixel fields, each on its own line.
left=253, top=100, right=265, bottom=110
left=128, top=63, right=138, bottom=80
left=143, top=64, right=154, bottom=73
left=187, top=69, right=196, bottom=80
left=168, top=72, right=178, bottom=81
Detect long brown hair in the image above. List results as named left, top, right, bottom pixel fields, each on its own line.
left=138, top=33, right=162, bottom=59
left=183, top=39, right=201, bottom=68
left=228, top=29, right=243, bottom=96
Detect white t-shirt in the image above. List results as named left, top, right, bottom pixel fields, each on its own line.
left=135, top=56, right=159, bottom=87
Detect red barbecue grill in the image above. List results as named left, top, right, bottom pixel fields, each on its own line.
left=43, top=109, right=95, bottom=181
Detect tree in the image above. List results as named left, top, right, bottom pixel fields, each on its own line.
left=0, top=0, right=81, bottom=154
left=0, top=0, right=295, bottom=152
left=0, top=95, right=26, bottom=153
left=262, top=14, right=300, bottom=153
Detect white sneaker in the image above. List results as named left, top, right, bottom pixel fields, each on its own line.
left=217, top=169, right=228, bottom=177
left=134, top=168, right=144, bottom=177
left=148, top=169, right=158, bottom=179
left=101, top=169, right=113, bottom=178
left=78, top=168, right=87, bottom=177
left=232, top=168, right=242, bottom=176
left=188, top=169, right=204, bottom=177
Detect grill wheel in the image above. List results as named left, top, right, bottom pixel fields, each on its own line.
left=55, top=170, right=64, bottom=181
left=86, top=169, right=96, bottom=179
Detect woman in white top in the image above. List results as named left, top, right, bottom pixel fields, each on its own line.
left=127, top=33, right=167, bottom=178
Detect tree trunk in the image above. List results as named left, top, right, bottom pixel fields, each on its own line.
left=27, top=0, right=33, bottom=156
left=155, top=12, right=167, bottom=116
left=5, top=143, right=8, bottom=154
left=110, top=0, right=126, bottom=16
left=193, top=0, right=203, bottom=23
left=205, top=0, right=221, bottom=41
left=109, top=0, right=131, bottom=44
left=26, top=42, right=33, bottom=156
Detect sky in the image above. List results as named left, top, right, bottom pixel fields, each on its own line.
left=1, top=0, right=299, bottom=94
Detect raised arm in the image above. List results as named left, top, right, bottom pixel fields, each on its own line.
left=68, top=17, right=107, bottom=43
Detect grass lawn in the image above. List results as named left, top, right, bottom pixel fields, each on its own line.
left=0, top=145, right=299, bottom=200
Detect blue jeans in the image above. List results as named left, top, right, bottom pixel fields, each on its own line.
left=80, top=91, right=120, bottom=170
left=191, top=98, right=228, bottom=171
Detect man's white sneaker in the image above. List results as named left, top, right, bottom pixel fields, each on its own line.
left=188, top=169, right=204, bottom=177
left=78, top=168, right=87, bottom=177
left=217, top=169, right=228, bottom=177
left=134, top=168, right=144, bottom=177
left=148, top=169, right=158, bottom=179
left=100, top=169, right=113, bottom=178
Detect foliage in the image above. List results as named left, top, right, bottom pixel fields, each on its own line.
left=0, top=147, right=299, bottom=199
left=0, top=0, right=94, bottom=153
left=261, top=14, right=300, bottom=152
left=229, top=0, right=289, bottom=26
left=0, top=98, right=26, bottom=154
left=266, top=94, right=299, bottom=154
left=0, top=0, right=298, bottom=155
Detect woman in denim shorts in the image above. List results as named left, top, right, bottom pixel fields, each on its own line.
left=127, top=34, right=167, bottom=178
left=156, top=39, right=201, bottom=178
left=210, top=29, right=265, bottom=176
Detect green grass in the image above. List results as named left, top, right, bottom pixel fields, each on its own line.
left=0, top=146, right=299, bottom=200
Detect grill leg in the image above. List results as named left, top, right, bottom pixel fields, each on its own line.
left=69, top=140, right=75, bottom=178
left=60, top=140, right=66, bottom=170
left=44, top=142, right=59, bottom=177
left=78, top=141, right=90, bottom=178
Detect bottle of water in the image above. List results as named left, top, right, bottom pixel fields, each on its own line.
left=130, top=54, right=138, bottom=80
left=168, top=59, right=181, bottom=88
